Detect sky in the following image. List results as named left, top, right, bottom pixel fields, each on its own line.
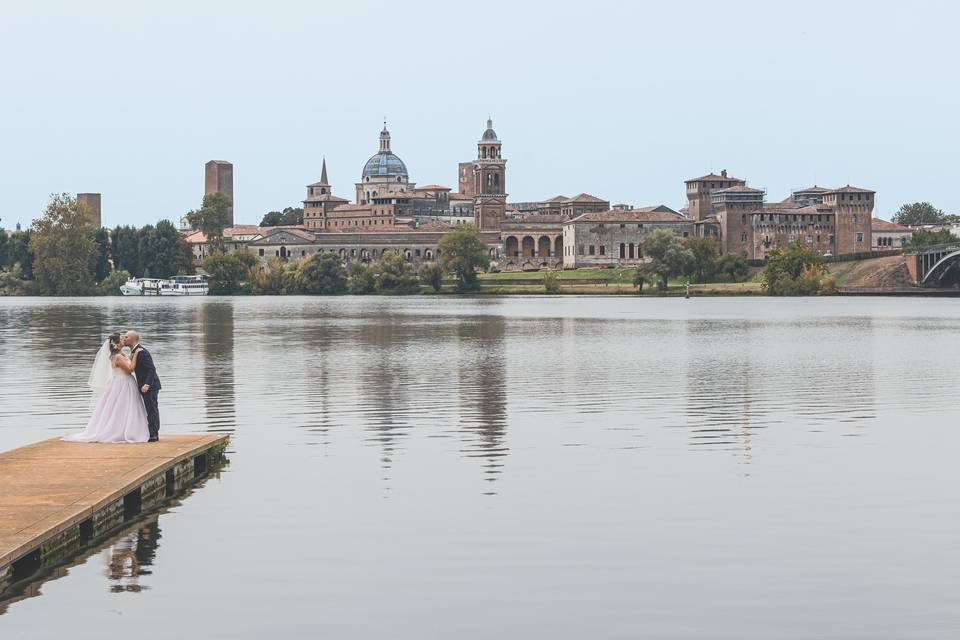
left=1, top=0, right=958, bottom=229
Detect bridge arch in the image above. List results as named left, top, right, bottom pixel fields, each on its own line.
left=921, top=249, right=960, bottom=286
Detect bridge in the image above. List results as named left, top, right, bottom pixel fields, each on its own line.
left=907, top=243, right=960, bottom=286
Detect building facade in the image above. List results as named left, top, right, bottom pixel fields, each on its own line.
left=563, top=207, right=692, bottom=268
left=871, top=218, right=913, bottom=250
left=500, top=215, right=566, bottom=270
left=205, top=160, right=234, bottom=226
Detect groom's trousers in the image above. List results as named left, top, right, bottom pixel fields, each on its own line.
left=143, top=390, right=160, bottom=438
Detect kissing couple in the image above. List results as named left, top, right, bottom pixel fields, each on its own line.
left=63, top=331, right=162, bottom=444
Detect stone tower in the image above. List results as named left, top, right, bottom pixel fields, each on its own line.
left=76, top=193, right=102, bottom=227
left=205, top=160, right=234, bottom=226
left=824, top=186, right=874, bottom=255
left=473, top=118, right=507, bottom=231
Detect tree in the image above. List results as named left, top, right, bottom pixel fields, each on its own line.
left=374, top=252, right=420, bottom=294
left=9, top=231, right=34, bottom=279
left=640, top=229, right=695, bottom=291
left=542, top=270, right=561, bottom=293
left=260, top=207, right=304, bottom=227
left=186, top=192, right=232, bottom=252
left=0, top=229, right=9, bottom=269
left=347, top=263, right=376, bottom=294
left=633, top=263, right=654, bottom=292
left=252, top=257, right=298, bottom=295
left=905, top=229, right=956, bottom=250
left=204, top=250, right=257, bottom=295
left=418, top=262, right=443, bottom=292
left=299, top=252, right=347, bottom=295
left=92, top=228, right=111, bottom=282
left=139, top=220, right=191, bottom=278
left=112, top=225, right=141, bottom=276
left=683, top=236, right=719, bottom=282
left=891, top=202, right=958, bottom=226
left=30, top=193, right=98, bottom=295
left=716, top=253, right=750, bottom=281
left=97, top=269, right=131, bottom=296
left=438, top=224, right=490, bottom=292
left=761, top=242, right=829, bottom=295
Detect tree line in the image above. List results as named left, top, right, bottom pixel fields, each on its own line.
left=0, top=193, right=193, bottom=296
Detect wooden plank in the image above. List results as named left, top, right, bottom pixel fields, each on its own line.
left=0, top=435, right=227, bottom=571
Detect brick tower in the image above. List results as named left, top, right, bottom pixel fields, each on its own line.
left=473, top=118, right=507, bottom=231
left=205, top=160, right=234, bottom=226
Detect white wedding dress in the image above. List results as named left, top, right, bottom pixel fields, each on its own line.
left=64, top=342, right=149, bottom=443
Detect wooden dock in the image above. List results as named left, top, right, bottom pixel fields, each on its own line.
left=0, top=435, right=228, bottom=593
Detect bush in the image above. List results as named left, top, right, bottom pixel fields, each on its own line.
left=299, top=252, right=347, bottom=295
left=374, top=252, right=420, bottom=294
left=716, top=253, right=750, bottom=282
left=418, top=262, right=443, bottom=292
left=204, top=250, right=258, bottom=295
left=543, top=270, right=561, bottom=293
left=251, top=257, right=299, bottom=295
left=347, top=263, right=376, bottom=294
left=761, top=242, right=835, bottom=296
left=97, top=269, right=131, bottom=296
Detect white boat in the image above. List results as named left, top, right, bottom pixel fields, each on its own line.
left=120, top=276, right=208, bottom=296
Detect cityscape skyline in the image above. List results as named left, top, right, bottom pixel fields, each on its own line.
left=2, top=1, right=958, bottom=229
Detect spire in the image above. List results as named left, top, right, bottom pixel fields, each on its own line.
left=379, top=119, right=391, bottom=153
left=320, top=158, right=329, bottom=185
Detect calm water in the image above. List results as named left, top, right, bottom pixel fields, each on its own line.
left=1, top=296, right=959, bottom=639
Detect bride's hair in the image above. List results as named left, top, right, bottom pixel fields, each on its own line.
left=107, top=332, right=123, bottom=356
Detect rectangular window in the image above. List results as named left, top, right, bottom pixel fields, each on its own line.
left=599, top=245, right=605, bottom=255
left=740, top=232, right=747, bottom=242
left=788, top=234, right=796, bottom=242
left=806, top=234, right=813, bottom=244
left=579, top=245, right=585, bottom=255
left=588, top=245, right=595, bottom=255
left=258, top=249, right=264, bottom=256
left=856, top=232, right=864, bottom=242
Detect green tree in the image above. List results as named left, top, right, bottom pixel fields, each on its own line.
left=112, top=225, right=141, bottom=276
left=260, top=211, right=284, bottom=226
left=347, top=263, right=376, bottom=294
left=682, top=236, right=719, bottom=282
left=905, top=229, right=956, bottom=250
left=633, top=263, right=654, bottom=292
left=97, top=269, right=131, bottom=296
left=204, top=250, right=257, bottom=295
left=438, top=224, right=490, bottom=292
left=543, top=270, right=561, bottom=293
left=891, top=202, right=958, bottom=226
left=186, top=192, right=232, bottom=253
left=139, top=220, right=190, bottom=278
left=9, top=231, right=34, bottom=279
left=640, top=229, right=695, bottom=290
left=92, top=228, right=111, bottom=282
left=252, top=257, right=299, bottom=295
left=299, top=252, right=347, bottom=295
left=761, top=242, right=830, bottom=295
left=30, top=193, right=98, bottom=295
left=0, top=229, right=9, bottom=269
left=418, top=262, right=443, bottom=292
left=716, top=253, right=750, bottom=281
left=374, top=252, right=420, bottom=294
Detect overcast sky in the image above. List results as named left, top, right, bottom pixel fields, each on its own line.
left=1, top=0, right=957, bottom=229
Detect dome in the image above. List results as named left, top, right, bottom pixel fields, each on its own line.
left=481, top=117, right=499, bottom=141
left=362, top=152, right=408, bottom=179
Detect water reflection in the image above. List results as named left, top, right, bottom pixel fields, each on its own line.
left=105, top=517, right=160, bottom=593
left=201, top=302, right=236, bottom=434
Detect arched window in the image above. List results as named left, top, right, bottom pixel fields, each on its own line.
left=481, top=147, right=487, bottom=158
left=320, top=188, right=327, bottom=194
left=493, top=174, right=500, bottom=189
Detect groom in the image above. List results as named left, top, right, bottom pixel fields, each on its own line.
left=124, top=331, right=162, bottom=442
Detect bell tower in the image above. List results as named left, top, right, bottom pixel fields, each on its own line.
left=473, top=117, right=507, bottom=231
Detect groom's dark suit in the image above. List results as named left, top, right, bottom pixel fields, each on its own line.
left=132, top=344, right=162, bottom=440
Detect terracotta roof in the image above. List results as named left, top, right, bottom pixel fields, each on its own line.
left=510, top=214, right=567, bottom=224
left=564, top=193, right=609, bottom=204
left=542, top=195, right=569, bottom=203
left=685, top=172, right=745, bottom=184
left=565, top=209, right=689, bottom=224
left=415, top=220, right=454, bottom=232
left=633, top=204, right=682, bottom=215
left=327, top=204, right=373, bottom=216
left=793, top=185, right=831, bottom=193
left=449, top=192, right=473, bottom=201
left=304, top=194, right=349, bottom=203
left=825, top=185, right=874, bottom=193
left=871, top=218, right=912, bottom=232
left=714, top=185, right=764, bottom=194
left=414, top=184, right=452, bottom=191
left=186, top=224, right=304, bottom=244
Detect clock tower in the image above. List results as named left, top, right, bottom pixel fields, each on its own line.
left=473, top=118, right=507, bottom=231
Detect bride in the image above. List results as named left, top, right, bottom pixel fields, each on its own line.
left=64, top=332, right=150, bottom=443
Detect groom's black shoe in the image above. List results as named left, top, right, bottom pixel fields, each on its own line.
left=148, top=436, right=159, bottom=442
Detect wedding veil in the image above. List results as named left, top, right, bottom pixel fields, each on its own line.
left=88, top=339, right=113, bottom=403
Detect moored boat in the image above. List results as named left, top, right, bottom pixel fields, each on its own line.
left=120, top=276, right=208, bottom=296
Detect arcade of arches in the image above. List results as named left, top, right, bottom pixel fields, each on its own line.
left=503, top=234, right=563, bottom=259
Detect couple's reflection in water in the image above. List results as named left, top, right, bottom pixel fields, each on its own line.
left=104, top=517, right=161, bottom=593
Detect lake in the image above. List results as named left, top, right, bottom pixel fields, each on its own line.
left=1, top=296, right=958, bottom=639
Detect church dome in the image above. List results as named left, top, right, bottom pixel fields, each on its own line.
left=362, top=152, right=408, bottom=179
